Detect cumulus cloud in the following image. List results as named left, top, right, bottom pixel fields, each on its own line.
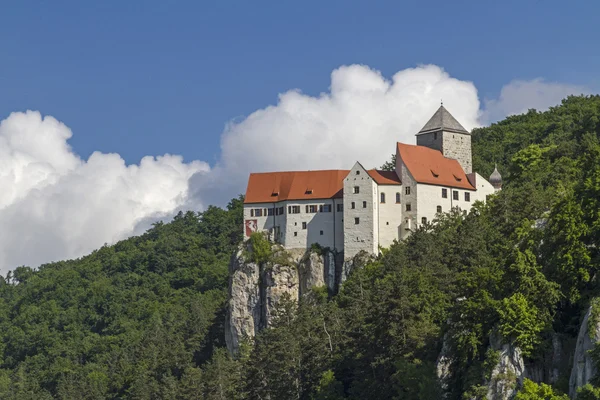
left=0, top=111, right=208, bottom=273
left=1, top=64, right=592, bottom=274
left=191, top=64, right=481, bottom=206
left=480, top=78, right=591, bottom=124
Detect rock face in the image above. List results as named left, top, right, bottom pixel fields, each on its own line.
left=226, top=243, right=352, bottom=355
left=485, top=334, right=525, bottom=400
left=298, top=252, right=326, bottom=296
left=435, top=333, right=452, bottom=398
left=262, top=264, right=299, bottom=328
left=569, top=302, right=600, bottom=398
left=341, top=251, right=374, bottom=285
left=224, top=246, right=261, bottom=355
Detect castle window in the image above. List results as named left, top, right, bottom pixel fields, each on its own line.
left=442, top=188, right=448, bottom=198
left=453, top=191, right=459, bottom=200
left=386, top=222, right=389, bottom=225
left=356, top=170, right=360, bottom=175
left=354, top=217, right=360, bottom=225
left=406, top=203, right=412, bottom=211
left=321, top=204, right=332, bottom=212
left=267, top=208, right=274, bottom=216
left=302, top=222, right=307, bottom=229
left=294, top=232, right=298, bottom=237
left=396, top=192, right=401, bottom=203
left=289, top=206, right=300, bottom=214
left=337, top=204, right=343, bottom=212
left=434, top=132, right=438, bottom=140
left=465, top=192, right=471, bottom=202
left=306, top=205, right=318, bottom=213
left=320, top=230, right=324, bottom=235
left=437, top=205, right=442, bottom=213
left=362, top=201, right=367, bottom=208
left=351, top=202, right=355, bottom=209
left=405, top=186, right=411, bottom=195
left=380, top=192, right=386, bottom=203
left=250, top=209, right=254, bottom=217
left=353, top=186, right=360, bottom=194
left=255, top=209, right=263, bottom=217
left=421, top=217, right=427, bottom=224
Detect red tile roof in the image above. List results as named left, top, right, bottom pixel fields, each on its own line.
left=244, top=170, right=349, bottom=204
left=396, top=142, right=475, bottom=190
left=244, top=168, right=402, bottom=204
left=367, top=170, right=401, bottom=185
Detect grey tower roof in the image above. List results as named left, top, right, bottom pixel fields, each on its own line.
left=417, top=105, right=469, bottom=135
left=489, top=164, right=502, bottom=188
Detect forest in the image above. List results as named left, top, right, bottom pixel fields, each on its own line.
left=1, top=95, right=600, bottom=399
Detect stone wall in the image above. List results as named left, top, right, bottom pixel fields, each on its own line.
left=442, top=130, right=472, bottom=174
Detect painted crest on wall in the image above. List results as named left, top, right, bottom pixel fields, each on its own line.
left=245, top=219, right=258, bottom=236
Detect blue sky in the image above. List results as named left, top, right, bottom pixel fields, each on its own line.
left=1, top=1, right=598, bottom=165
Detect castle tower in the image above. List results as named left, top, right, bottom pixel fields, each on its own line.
left=415, top=105, right=472, bottom=174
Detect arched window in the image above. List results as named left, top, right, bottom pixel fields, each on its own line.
left=396, top=192, right=401, bottom=203
left=380, top=192, right=386, bottom=203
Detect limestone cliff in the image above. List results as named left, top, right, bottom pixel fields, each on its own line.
left=569, top=300, right=600, bottom=398
left=224, top=246, right=261, bottom=355
left=485, top=334, right=526, bottom=400
left=225, top=242, right=347, bottom=355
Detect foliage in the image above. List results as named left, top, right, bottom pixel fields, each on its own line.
left=247, top=231, right=273, bottom=264
left=0, top=196, right=243, bottom=399
left=515, top=379, right=568, bottom=399
left=577, top=384, right=600, bottom=400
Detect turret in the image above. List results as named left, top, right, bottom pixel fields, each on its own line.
left=489, top=164, right=502, bottom=191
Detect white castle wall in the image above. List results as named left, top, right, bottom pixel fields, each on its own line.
left=473, top=172, right=496, bottom=202
left=375, top=185, right=403, bottom=248
left=244, top=199, right=343, bottom=251
left=416, top=184, right=475, bottom=228
left=396, top=157, right=418, bottom=240
left=343, top=163, right=377, bottom=260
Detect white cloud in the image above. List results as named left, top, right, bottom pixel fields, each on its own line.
left=480, top=78, right=591, bottom=124
left=191, top=64, right=481, bottom=206
left=0, top=65, right=592, bottom=274
left=0, top=111, right=208, bottom=273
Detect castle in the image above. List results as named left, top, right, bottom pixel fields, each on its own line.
left=242, top=105, right=502, bottom=260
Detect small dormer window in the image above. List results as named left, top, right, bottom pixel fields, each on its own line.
left=271, top=191, right=279, bottom=197
left=453, top=174, right=462, bottom=182
left=305, top=189, right=313, bottom=195
left=431, top=169, right=439, bottom=178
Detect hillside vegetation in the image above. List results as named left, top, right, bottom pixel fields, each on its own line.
left=0, top=95, right=600, bottom=399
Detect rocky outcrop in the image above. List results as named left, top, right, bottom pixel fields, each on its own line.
left=298, top=252, right=326, bottom=296
left=485, top=334, right=525, bottom=400
left=341, top=250, right=374, bottom=284
left=569, top=301, right=600, bottom=398
left=435, top=333, right=452, bottom=398
left=224, top=246, right=261, bottom=355
left=263, top=263, right=299, bottom=327
left=226, top=242, right=354, bottom=355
